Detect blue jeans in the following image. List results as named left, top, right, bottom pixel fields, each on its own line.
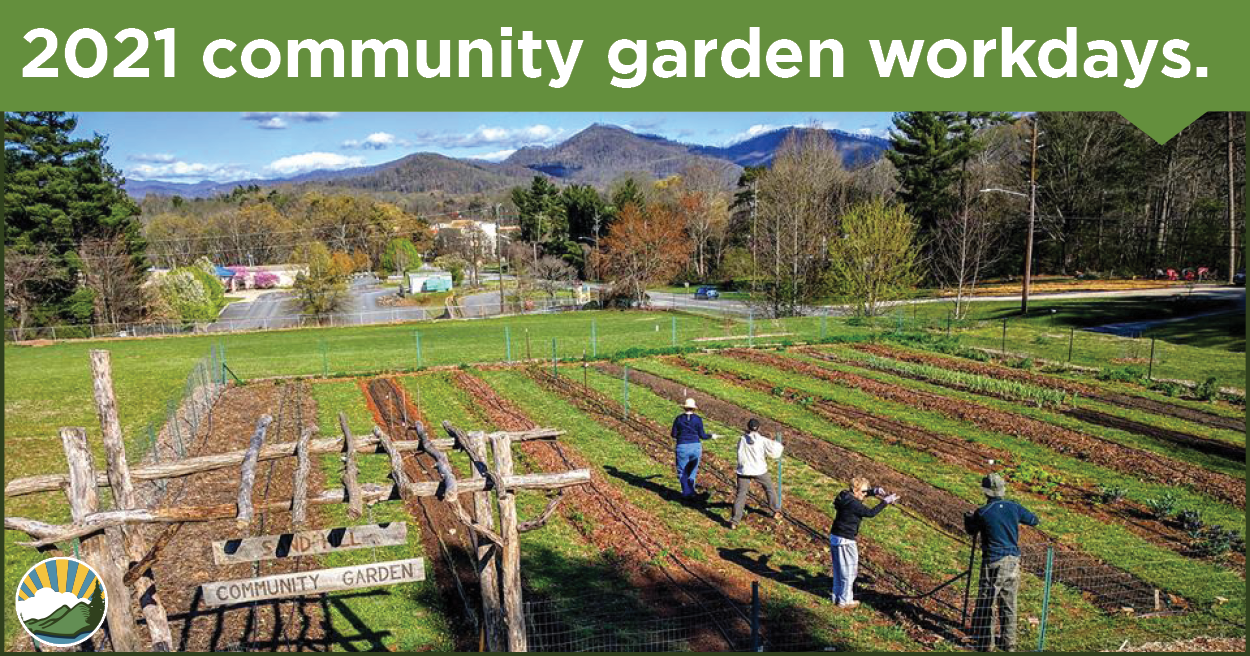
left=675, top=442, right=703, bottom=497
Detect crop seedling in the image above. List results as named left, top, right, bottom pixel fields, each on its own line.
left=1145, top=492, right=1179, bottom=519
left=840, top=351, right=1070, bottom=406
left=1175, top=509, right=1205, bottom=537
left=1094, top=485, right=1128, bottom=505
left=1196, top=376, right=1219, bottom=402
left=1194, top=525, right=1244, bottom=557
left=1004, top=463, right=1067, bottom=501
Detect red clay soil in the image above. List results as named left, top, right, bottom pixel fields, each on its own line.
left=846, top=345, right=1244, bottom=463
left=148, top=382, right=330, bottom=652
left=359, top=377, right=481, bottom=651
left=754, top=348, right=1246, bottom=509
left=525, top=368, right=978, bottom=647
left=675, top=359, right=1242, bottom=572
left=449, top=371, right=753, bottom=651
left=599, top=361, right=1177, bottom=615
left=852, top=343, right=1244, bottom=434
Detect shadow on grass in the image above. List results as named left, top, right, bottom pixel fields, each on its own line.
left=602, top=465, right=733, bottom=527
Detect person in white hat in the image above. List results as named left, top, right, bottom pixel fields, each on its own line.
left=671, top=397, right=717, bottom=501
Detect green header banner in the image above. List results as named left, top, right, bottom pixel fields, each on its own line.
left=3, top=0, right=1246, bottom=141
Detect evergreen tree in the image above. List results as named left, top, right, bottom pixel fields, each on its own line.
left=609, top=177, right=646, bottom=215
left=885, top=111, right=965, bottom=234
left=561, top=184, right=608, bottom=243
left=510, top=176, right=567, bottom=244
left=4, top=112, right=146, bottom=324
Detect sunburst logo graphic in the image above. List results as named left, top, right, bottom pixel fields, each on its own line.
left=14, top=557, right=107, bottom=647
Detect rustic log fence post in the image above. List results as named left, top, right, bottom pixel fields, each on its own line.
left=489, top=433, right=527, bottom=652
left=61, top=427, right=142, bottom=652
left=340, top=412, right=364, bottom=520
left=456, top=425, right=505, bottom=651
left=235, top=415, right=273, bottom=528
left=89, top=350, right=174, bottom=651
left=292, top=427, right=314, bottom=528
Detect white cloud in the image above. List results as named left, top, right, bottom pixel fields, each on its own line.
left=127, top=161, right=255, bottom=183
left=264, top=152, right=365, bottom=176
left=411, top=124, right=565, bottom=150
left=129, top=153, right=176, bottom=163
left=468, top=149, right=517, bottom=162
left=724, top=120, right=840, bottom=145
left=17, top=587, right=90, bottom=622
left=241, top=112, right=339, bottom=130
left=341, top=132, right=410, bottom=150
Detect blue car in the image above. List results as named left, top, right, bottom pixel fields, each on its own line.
left=694, top=286, right=720, bottom=300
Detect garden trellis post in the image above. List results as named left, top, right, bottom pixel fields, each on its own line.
left=591, top=319, right=598, bottom=358
left=505, top=326, right=512, bottom=363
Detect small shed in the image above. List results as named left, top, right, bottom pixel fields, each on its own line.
left=406, top=271, right=453, bottom=293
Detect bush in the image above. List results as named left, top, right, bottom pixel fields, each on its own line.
left=1196, top=376, right=1219, bottom=402
left=1144, top=492, right=1178, bottom=519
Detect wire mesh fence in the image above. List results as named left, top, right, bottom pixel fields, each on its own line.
left=138, top=344, right=229, bottom=500
left=518, top=546, right=1243, bottom=651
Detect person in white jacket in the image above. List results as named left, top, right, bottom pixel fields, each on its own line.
left=730, top=419, right=784, bottom=528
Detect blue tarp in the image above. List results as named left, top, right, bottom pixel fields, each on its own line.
left=213, top=265, right=235, bottom=278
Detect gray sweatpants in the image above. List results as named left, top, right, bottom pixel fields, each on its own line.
left=972, top=555, right=1022, bottom=651
left=731, top=474, right=780, bottom=523
left=829, top=535, right=859, bottom=605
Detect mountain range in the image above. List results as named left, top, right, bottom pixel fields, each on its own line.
left=124, top=125, right=889, bottom=198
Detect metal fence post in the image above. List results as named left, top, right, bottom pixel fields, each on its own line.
left=750, top=580, right=761, bottom=651
left=415, top=330, right=423, bottom=369
left=551, top=338, right=558, bottom=377
left=748, top=310, right=755, bottom=347
left=505, top=326, right=512, bottom=363
left=1001, top=319, right=1008, bottom=354
left=622, top=366, right=630, bottom=420
left=820, top=309, right=827, bottom=341
left=1067, top=328, right=1075, bottom=363
left=591, top=319, right=598, bottom=358
left=671, top=315, right=677, bottom=348
left=1147, top=337, right=1156, bottom=380
left=1037, top=546, right=1054, bottom=651
left=321, top=337, right=329, bottom=377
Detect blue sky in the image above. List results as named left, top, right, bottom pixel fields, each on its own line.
left=73, top=111, right=895, bottom=183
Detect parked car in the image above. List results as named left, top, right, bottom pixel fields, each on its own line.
left=1235, top=271, right=1245, bottom=287
left=694, top=286, right=720, bottom=300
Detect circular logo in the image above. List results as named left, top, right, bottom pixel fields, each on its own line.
left=14, top=557, right=108, bottom=647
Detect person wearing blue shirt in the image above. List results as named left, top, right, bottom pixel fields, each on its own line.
left=671, top=398, right=717, bottom=500
left=964, top=473, right=1040, bottom=652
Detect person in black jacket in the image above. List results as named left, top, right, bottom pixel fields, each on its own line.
left=829, top=477, right=899, bottom=608
left=964, top=473, right=1040, bottom=651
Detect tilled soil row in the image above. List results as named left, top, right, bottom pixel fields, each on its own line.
left=843, top=345, right=1244, bottom=463
left=153, top=382, right=329, bottom=652
left=851, top=343, right=1244, bottom=434
left=527, top=368, right=972, bottom=647
left=773, top=348, right=1245, bottom=509
left=679, top=359, right=1242, bottom=572
left=360, top=377, right=480, bottom=651
left=601, top=360, right=1172, bottom=614
left=450, top=371, right=766, bottom=651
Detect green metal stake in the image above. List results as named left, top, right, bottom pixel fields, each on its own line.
left=551, top=338, right=558, bottom=377
left=591, top=319, right=598, bottom=358
left=671, top=316, right=677, bottom=348
left=622, top=366, right=630, bottom=420
left=1067, top=328, right=1075, bottom=363
left=1036, top=546, right=1054, bottom=651
left=415, top=330, right=423, bottom=369
left=1001, top=319, right=1008, bottom=354
left=220, top=341, right=228, bottom=383
left=505, top=327, right=512, bottom=363
left=748, top=310, right=755, bottom=347
left=820, top=310, right=827, bottom=341
left=1147, top=337, right=1156, bottom=381
left=320, top=338, right=328, bottom=377
left=775, top=432, right=783, bottom=509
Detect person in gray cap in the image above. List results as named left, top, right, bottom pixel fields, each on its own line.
left=964, top=473, right=1039, bottom=652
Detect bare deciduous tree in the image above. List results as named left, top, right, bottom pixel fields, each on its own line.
left=79, top=235, right=147, bottom=325
left=531, top=256, right=577, bottom=303
left=4, top=245, right=54, bottom=337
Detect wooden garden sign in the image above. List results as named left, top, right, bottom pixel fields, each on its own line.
left=201, top=557, right=425, bottom=606
left=211, top=522, right=408, bottom=565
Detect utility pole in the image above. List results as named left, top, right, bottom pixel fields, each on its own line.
left=496, top=203, right=505, bottom=314
left=1024, top=116, right=1039, bottom=314
left=1229, top=112, right=1237, bottom=285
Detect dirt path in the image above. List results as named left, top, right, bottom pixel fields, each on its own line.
left=150, top=382, right=329, bottom=652
left=359, top=378, right=480, bottom=651
left=602, top=361, right=1176, bottom=615
left=451, top=371, right=786, bottom=651
left=674, top=358, right=1242, bottom=572
left=847, top=344, right=1244, bottom=462
left=526, top=368, right=976, bottom=647
left=760, top=349, right=1245, bottom=509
